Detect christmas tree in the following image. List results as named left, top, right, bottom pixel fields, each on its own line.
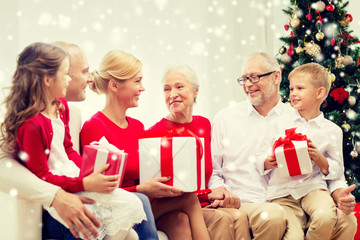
left=277, top=0, right=360, bottom=200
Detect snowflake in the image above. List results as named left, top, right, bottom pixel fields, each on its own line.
left=93, top=21, right=103, bottom=31
left=18, top=151, right=29, bottom=162
left=257, top=18, right=265, bottom=26
left=260, top=211, right=269, bottom=220
left=5, top=161, right=12, bottom=168
left=38, top=13, right=52, bottom=26
left=237, top=17, right=243, bottom=23
left=135, top=7, right=143, bottom=16
left=44, top=149, right=50, bottom=155
left=16, top=11, right=22, bottom=17
left=9, top=188, right=18, bottom=197
left=83, top=40, right=95, bottom=52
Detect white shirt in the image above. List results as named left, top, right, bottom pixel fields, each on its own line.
left=48, top=116, right=79, bottom=178
left=260, top=111, right=345, bottom=200
left=68, top=103, right=82, bottom=153
left=209, top=99, right=295, bottom=203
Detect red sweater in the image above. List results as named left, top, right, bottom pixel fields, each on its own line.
left=146, top=116, right=213, bottom=205
left=80, top=112, right=145, bottom=192
left=16, top=98, right=84, bottom=193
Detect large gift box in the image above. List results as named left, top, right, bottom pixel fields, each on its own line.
left=139, top=127, right=205, bottom=192
left=272, top=128, right=313, bottom=177
left=80, top=137, right=128, bottom=187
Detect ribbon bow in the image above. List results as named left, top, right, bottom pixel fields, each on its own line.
left=272, top=128, right=308, bottom=176
left=90, top=136, right=124, bottom=154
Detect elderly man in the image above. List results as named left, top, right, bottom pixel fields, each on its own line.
left=209, top=52, right=357, bottom=239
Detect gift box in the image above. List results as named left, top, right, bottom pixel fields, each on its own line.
left=273, top=128, right=313, bottom=177
left=354, top=202, right=360, bottom=240
left=80, top=137, right=128, bottom=187
left=139, top=128, right=205, bottom=192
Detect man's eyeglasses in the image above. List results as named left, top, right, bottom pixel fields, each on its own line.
left=237, top=71, right=276, bottom=86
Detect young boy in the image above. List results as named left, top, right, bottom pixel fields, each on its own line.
left=261, top=63, right=344, bottom=240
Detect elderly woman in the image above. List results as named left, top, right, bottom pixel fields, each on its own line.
left=146, top=65, right=251, bottom=240
left=80, top=51, right=210, bottom=240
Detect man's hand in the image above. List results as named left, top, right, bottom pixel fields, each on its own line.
left=333, top=184, right=357, bottom=215
left=51, top=189, right=101, bottom=240
left=208, top=186, right=241, bottom=209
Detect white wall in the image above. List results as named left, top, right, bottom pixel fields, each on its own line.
left=1, top=0, right=359, bottom=128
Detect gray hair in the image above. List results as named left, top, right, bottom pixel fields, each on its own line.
left=162, top=64, right=199, bottom=90
left=247, top=52, right=281, bottom=72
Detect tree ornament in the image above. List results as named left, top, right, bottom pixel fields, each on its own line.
left=343, top=55, right=354, bottom=66
left=338, top=14, right=352, bottom=27
left=335, top=52, right=344, bottom=69
left=303, top=40, right=321, bottom=57
left=330, top=73, right=336, bottom=82
left=290, top=17, right=300, bottom=28
left=338, top=31, right=354, bottom=47
left=287, top=42, right=294, bottom=56
left=351, top=149, right=359, bottom=158
left=348, top=95, right=356, bottom=106
left=315, top=10, right=323, bottom=24
left=316, top=32, right=324, bottom=41
left=307, top=13, right=311, bottom=21
left=281, top=54, right=292, bottom=64
left=284, top=24, right=290, bottom=31
left=342, top=123, right=351, bottom=132
left=295, top=46, right=303, bottom=54
left=326, top=4, right=335, bottom=12
left=331, top=38, right=336, bottom=46
left=314, top=1, right=326, bottom=12
left=279, top=46, right=287, bottom=54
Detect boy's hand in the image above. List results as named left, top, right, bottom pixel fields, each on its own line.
left=264, top=155, right=277, bottom=170
left=308, top=140, right=329, bottom=175
left=83, top=164, right=120, bottom=193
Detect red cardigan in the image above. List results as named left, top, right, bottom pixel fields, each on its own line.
left=80, top=112, right=145, bottom=192
left=146, top=116, right=213, bottom=206
left=16, top=98, right=84, bottom=193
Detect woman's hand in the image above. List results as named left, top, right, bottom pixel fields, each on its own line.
left=136, top=176, right=183, bottom=198
left=83, top=164, right=120, bottom=193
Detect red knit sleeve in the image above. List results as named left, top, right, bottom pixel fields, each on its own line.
left=58, top=98, right=82, bottom=167
left=80, top=117, right=106, bottom=153
left=17, top=119, right=84, bottom=193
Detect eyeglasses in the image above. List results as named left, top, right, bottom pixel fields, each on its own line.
left=237, top=71, right=276, bottom=86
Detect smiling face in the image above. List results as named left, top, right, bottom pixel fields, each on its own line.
left=242, top=55, right=278, bottom=108
left=65, top=47, right=93, bottom=102
left=48, top=56, right=71, bottom=100
left=289, top=73, right=320, bottom=112
left=116, top=69, right=144, bottom=108
left=163, top=71, right=198, bottom=118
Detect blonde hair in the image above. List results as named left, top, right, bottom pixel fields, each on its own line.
left=90, top=50, right=142, bottom=94
left=288, top=62, right=331, bottom=99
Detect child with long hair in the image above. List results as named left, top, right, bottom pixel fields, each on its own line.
left=0, top=42, right=146, bottom=240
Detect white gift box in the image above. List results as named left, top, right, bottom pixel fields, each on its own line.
left=275, top=140, right=313, bottom=177
left=139, top=137, right=205, bottom=192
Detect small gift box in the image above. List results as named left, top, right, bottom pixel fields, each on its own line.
left=272, top=128, right=313, bottom=177
left=80, top=137, right=128, bottom=186
left=139, top=127, right=205, bottom=192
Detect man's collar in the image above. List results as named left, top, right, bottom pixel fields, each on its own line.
left=246, top=98, right=286, bottom=117
left=294, top=110, right=324, bottom=127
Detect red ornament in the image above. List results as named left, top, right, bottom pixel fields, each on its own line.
left=287, top=42, right=294, bottom=56
left=290, top=31, right=296, bottom=37
left=284, top=24, right=289, bottom=31
left=347, top=13, right=353, bottom=22
left=326, top=4, right=335, bottom=12
left=331, top=38, right=336, bottom=46
left=307, top=13, right=311, bottom=21
left=358, top=56, right=360, bottom=66
left=329, top=88, right=349, bottom=104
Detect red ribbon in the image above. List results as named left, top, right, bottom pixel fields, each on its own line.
left=158, top=127, right=203, bottom=191
left=272, top=128, right=308, bottom=176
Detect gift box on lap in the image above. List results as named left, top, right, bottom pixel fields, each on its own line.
left=139, top=128, right=205, bottom=192
left=80, top=137, right=128, bottom=187
left=273, top=128, right=313, bottom=177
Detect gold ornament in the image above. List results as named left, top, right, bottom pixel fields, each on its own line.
left=348, top=95, right=356, bottom=106
left=290, top=18, right=301, bottom=28
left=303, top=40, right=321, bottom=57
left=315, top=31, right=324, bottom=41
left=279, top=46, right=287, bottom=54
left=338, top=17, right=351, bottom=27
left=330, top=73, right=336, bottom=82
left=295, top=46, right=303, bottom=54
left=342, top=123, right=351, bottom=132
left=343, top=55, right=354, bottom=66
left=335, top=54, right=344, bottom=68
